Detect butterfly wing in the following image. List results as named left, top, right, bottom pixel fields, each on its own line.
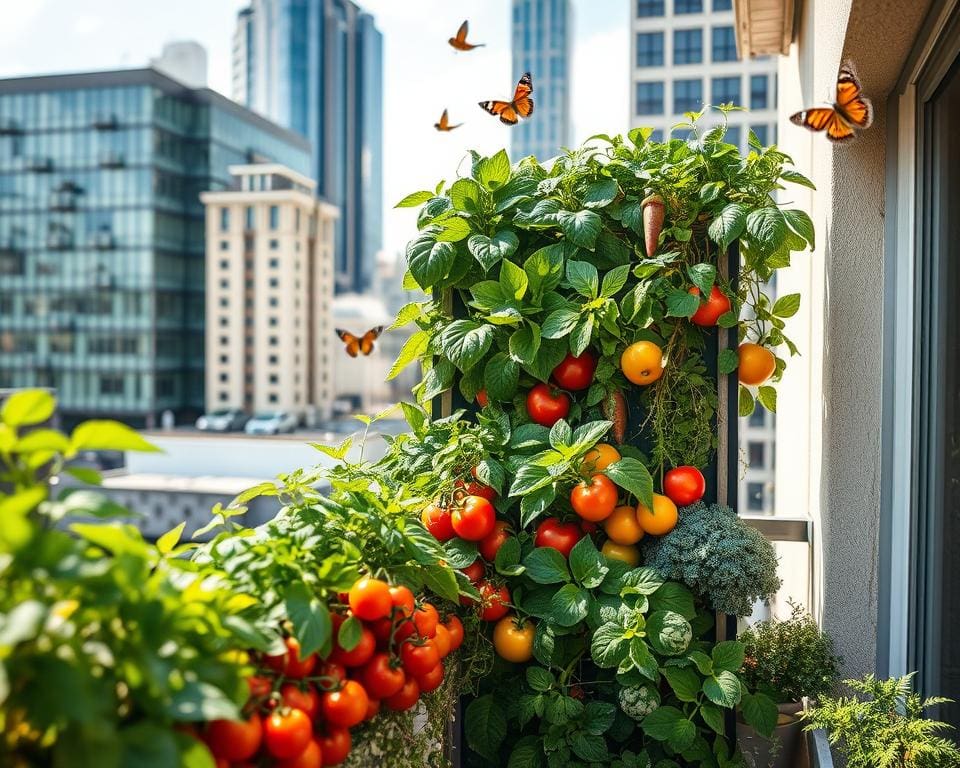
left=512, top=72, right=534, bottom=118
left=335, top=328, right=360, bottom=357
left=438, top=109, right=449, bottom=129
left=835, top=62, right=873, bottom=129
left=789, top=107, right=837, bottom=132
left=479, top=100, right=519, bottom=125
left=824, top=112, right=856, bottom=143
left=359, top=326, right=384, bottom=356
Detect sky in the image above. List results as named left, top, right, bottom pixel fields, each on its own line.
left=0, top=0, right=629, bottom=260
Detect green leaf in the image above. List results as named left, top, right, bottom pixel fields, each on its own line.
left=421, top=358, right=455, bottom=401
left=507, top=740, right=542, bottom=768
left=757, top=385, right=777, bottom=413
left=620, top=198, right=643, bottom=234
left=699, top=181, right=723, bottom=203
left=566, top=260, right=599, bottom=298
left=558, top=209, right=602, bottom=249
left=582, top=178, right=619, bottom=208
left=772, top=293, right=801, bottom=318
left=549, top=584, right=590, bottom=627
left=699, top=702, right=725, bottom=735
left=395, top=190, right=433, bottom=208
left=524, top=244, right=566, bottom=297
left=664, top=666, right=702, bottom=703
left=570, top=732, right=610, bottom=761
left=14, top=428, right=69, bottom=454
left=465, top=694, right=508, bottom=761
left=707, top=203, right=747, bottom=249
left=423, top=564, right=460, bottom=602
left=520, top=485, right=557, bottom=527
left=449, top=178, right=482, bottom=210
left=738, top=386, right=756, bottom=417
left=541, top=308, right=581, bottom=340
left=746, top=206, right=787, bottom=248
left=570, top=316, right=594, bottom=357
left=740, top=691, right=778, bottom=737
left=646, top=610, right=692, bottom=656
left=600, top=265, right=630, bottom=298
left=284, top=582, right=332, bottom=657
left=703, top=670, right=742, bottom=708
left=438, top=320, right=494, bottom=371
left=70, top=420, right=158, bottom=453
left=666, top=289, right=700, bottom=318
left=533, top=624, right=556, bottom=666
left=405, top=231, right=456, bottom=289
left=469, top=230, right=520, bottom=271
left=621, top=567, right=665, bottom=596
left=46, top=489, right=132, bottom=522
left=523, top=547, right=571, bottom=584
left=711, top=641, right=745, bottom=673
left=500, top=259, right=529, bottom=300
left=687, top=263, right=716, bottom=294
left=436, top=216, right=471, bottom=242
left=591, top=622, right=630, bottom=668
left=1, top=389, right=56, bottom=428
left=495, top=536, right=523, bottom=576
left=604, top=458, right=654, bottom=510
left=641, top=706, right=696, bottom=751
left=484, top=353, right=520, bottom=401
left=477, top=150, right=511, bottom=190
left=526, top=666, right=555, bottom=692
left=649, top=581, right=696, bottom=618
left=445, top=537, right=478, bottom=568
left=70, top=523, right=147, bottom=557
left=780, top=169, right=816, bottom=190
left=582, top=701, right=618, bottom=735
left=717, top=309, right=739, bottom=328
left=718, top=348, right=738, bottom=375
left=783, top=209, right=815, bottom=249
left=689, top=650, right=714, bottom=676
left=569, top=536, right=609, bottom=589
left=509, top=323, right=542, bottom=366
left=387, top=329, right=429, bottom=380
left=338, top=615, right=363, bottom=651
left=156, top=522, right=185, bottom=555
left=628, top=637, right=659, bottom=680
left=63, top=466, right=102, bottom=485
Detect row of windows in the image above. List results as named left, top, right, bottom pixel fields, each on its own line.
left=218, top=205, right=282, bottom=232
left=636, top=26, right=738, bottom=67
left=631, top=124, right=776, bottom=150
left=637, top=0, right=731, bottom=16
left=635, top=74, right=774, bottom=115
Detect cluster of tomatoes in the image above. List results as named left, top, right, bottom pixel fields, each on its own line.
left=202, top=577, right=463, bottom=767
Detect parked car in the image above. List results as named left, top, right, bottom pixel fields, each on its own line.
left=195, top=409, right=249, bottom=432
left=244, top=411, right=298, bottom=435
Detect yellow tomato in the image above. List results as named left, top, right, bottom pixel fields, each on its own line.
left=581, top=443, right=621, bottom=473
left=603, top=505, right=645, bottom=545
left=493, top=615, right=535, bottom=662
left=601, top=540, right=641, bottom=567
left=636, top=493, right=679, bottom=536
left=621, top=341, right=664, bottom=386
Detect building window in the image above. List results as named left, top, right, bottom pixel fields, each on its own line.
left=219, top=354, right=228, bottom=364
left=220, top=240, right=229, bottom=251
left=750, top=124, right=770, bottom=146
left=635, top=81, right=665, bottom=115
left=269, top=355, right=278, bottom=364
left=219, top=278, right=229, bottom=289
left=219, top=297, right=229, bottom=308
left=269, top=257, right=279, bottom=268
left=245, top=205, right=254, bottom=230
left=712, top=25, right=738, bottom=62
left=219, top=317, right=228, bottom=327
left=269, top=374, right=279, bottom=384
left=748, top=441, right=765, bottom=467
left=269, top=239, right=279, bottom=250
left=219, top=372, right=228, bottom=383
left=725, top=125, right=742, bottom=148
left=650, top=129, right=664, bottom=142
left=712, top=0, right=732, bottom=9
left=219, top=391, right=229, bottom=402
left=295, top=208, right=301, bottom=232
left=746, top=482, right=765, bottom=511
left=268, top=393, right=278, bottom=404
left=219, top=336, right=228, bottom=345
left=636, top=0, right=664, bottom=16
left=674, top=0, right=702, bottom=12
left=99, top=375, right=124, bottom=395
left=269, top=297, right=279, bottom=307
left=750, top=74, right=769, bottom=109
left=269, top=336, right=279, bottom=346
left=748, top=408, right=766, bottom=427
left=269, top=205, right=279, bottom=230
left=220, top=207, right=230, bottom=232
left=269, top=317, right=278, bottom=327
left=636, top=32, right=664, bottom=67
left=712, top=76, right=740, bottom=105
left=673, top=28, right=703, bottom=65
left=673, top=79, right=703, bottom=113
left=269, top=277, right=279, bottom=288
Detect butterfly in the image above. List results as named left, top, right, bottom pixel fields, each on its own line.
left=789, top=61, right=873, bottom=143
left=434, top=109, right=462, bottom=132
left=335, top=326, right=383, bottom=357
left=448, top=20, right=484, bottom=51
left=478, top=72, right=534, bottom=126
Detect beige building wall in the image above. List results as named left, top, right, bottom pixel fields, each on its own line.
left=202, top=165, right=337, bottom=424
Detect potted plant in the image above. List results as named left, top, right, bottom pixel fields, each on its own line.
left=736, top=603, right=841, bottom=767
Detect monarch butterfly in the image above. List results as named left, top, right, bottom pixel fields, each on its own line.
left=789, top=61, right=873, bottom=143
left=478, top=72, right=534, bottom=126
left=448, top=20, right=484, bottom=51
left=335, top=327, right=383, bottom=357
left=434, top=109, right=462, bottom=132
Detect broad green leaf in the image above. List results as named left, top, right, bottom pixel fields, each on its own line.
left=628, top=637, right=659, bottom=680
left=465, top=694, right=508, bottom=761
left=689, top=650, right=714, bottom=676
left=703, top=670, right=741, bottom=708
left=387, top=329, right=428, bottom=380
left=621, top=567, right=665, bottom=596
left=711, top=641, right=746, bottom=673
left=449, top=178, right=482, bottom=210
left=70, top=523, right=147, bottom=557
left=604, top=458, right=654, bottom=511
left=406, top=230, right=456, bottom=289
left=444, top=537, right=478, bottom=568
left=569, top=535, right=609, bottom=589
left=438, top=320, right=494, bottom=371
left=477, top=149, right=511, bottom=190
left=582, top=178, right=618, bottom=209
left=641, top=706, right=694, bottom=750
left=570, top=732, right=609, bottom=762
left=1, top=389, right=55, bottom=428
left=772, top=292, right=801, bottom=318
left=549, top=584, right=590, bottom=627
left=740, top=691, right=778, bottom=737
left=738, top=386, right=756, bottom=417
left=559, top=209, right=602, bottom=249
left=423, top=564, right=460, bottom=602
left=718, top=348, right=738, bottom=375
left=687, top=263, right=716, bottom=295
left=533, top=624, right=556, bottom=666
left=507, top=740, right=541, bottom=768
left=526, top=666, right=555, bottom=692
left=484, top=352, right=520, bottom=401
left=566, top=260, right=599, bottom=298
left=338, top=615, right=363, bottom=651
left=284, top=582, right=332, bottom=657
left=649, top=581, right=696, bottom=618
left=746, top=206, right=787, bottom=249
left=494, top=536, right=523, bottom=575
left=509, top=323, right=541, bottom=366
left=699, top=702, right=725, bottom=735
left=582, top=701, right=617, bottom=735
left=70, top=420, right=158, bottom=454
left=14, top=428, right=69, bottom=454
left=156, top=522, right=185, bottom=555
left=499, top=259, right=529, bottom=300
left=469, top=230, right=520, bottom=271
left=519, top=485, right=556, bottom=527
left=600, top=265, right=630, bottom=298
left=522, top=547, right=571, bottom=584
left=570, top=316, right=594, bottom=357
left=591, top=622, right=630, bottom=668
left=780, top=169, right=816, bottom=190
left=524, top=243, right=566, bottom=297
left=436, top=216, right=471, bottom=242
left=757, top=385, right=777, bottom=413
left=663, top=666, right=702, bottom=703
left=783, top=209, right=815, bottom=249
left=666, top=289, right=700, bottom=318
left=620, top=199, right=643, bottom=234
left=707, top=203, right=747, bottom=249
left=395, top=190, right=433, bottom=208
left=541, top=308, right=580, bottom=340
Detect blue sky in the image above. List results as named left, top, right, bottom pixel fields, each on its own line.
left=0, top=0, right=629, bottom=259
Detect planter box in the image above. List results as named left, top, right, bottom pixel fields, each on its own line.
left=806, top=728, right=834, bottom=767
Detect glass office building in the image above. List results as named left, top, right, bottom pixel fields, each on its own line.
left=511, top=0, right=572, bottom=161
left=233, top=0, right=383, bottom=295
left=0, top=68, right=311, bottom=427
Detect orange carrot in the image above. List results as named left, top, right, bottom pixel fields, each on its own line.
left=641, top=193, right=665, bottom=258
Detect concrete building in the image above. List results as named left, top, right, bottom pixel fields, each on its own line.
left=149, top=41, right=208, bottom=89
left=0, top=68, right=311, bottom=428
left=200, top=164, right=337, bottom=423
left=232, top=0, right=383, bottom=295
left=630, top=0, right=778, bottom=150
left=511, top=0, right=572, bottom=160
left=737, top=0, right=960, bottom=725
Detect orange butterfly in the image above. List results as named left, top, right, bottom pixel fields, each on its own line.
left=434, top=109, right=462, bottom=132
left=335, top=326, right=383, bottom=357
left=448, top=20, right=484, bottom=51
left=789, top=61, right=873, bottom=143
left=479, top=72, right=534, bottom=126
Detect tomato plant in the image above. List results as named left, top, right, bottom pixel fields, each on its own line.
left=348, top=577, right=392, bottom=621
left=689, top=284, right=732, bottom=326
left=552, top=351, right=597, bottom=391
left=359, top=652, right=405, bottom=699
left=492, top=616, right=535, bottom=663
left=477, top=581, right=511, bottom=622
left=534, top=517, right=582, bottom=558
left=416, top=661, right=445, bottom=693
left=478, top=520, right=512, bottom=561
left=421, top=503, right=455, bottom=541
left=451, top=494, right=496, bottom=541
left=317, top=726, right=352, bottom=766
left=280, top=683, right=320, bottom=721
left=264, top=708, right=313, bottom=759
left=206, top=714, right=263, bottom=761
left=570, top=473, right=619, bottom=522
left=400, top=640, right=441, bottom=677
left=320, top=681, right=369, bottom=728
left=525, top=383, right=571, bottom=427
left=663, top=465, right=707, bottom=506
left=385, top=677, right=420, bottom=712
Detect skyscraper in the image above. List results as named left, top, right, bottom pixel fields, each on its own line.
left=510, top=0, right=572, bottom=161
left=233, top=0, right=383, bottom=295
left=0, top=68, right=311, bottom=427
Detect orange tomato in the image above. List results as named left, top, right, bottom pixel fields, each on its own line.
left=492, top=615, right=535, bottom=663
left=570, top=474, right=618, bottom=522
left=603, top=505, right=645, bottom=545
left=738, top=343, right=776, bottom=386
left=600, top=540, right=640, bottom=567
left=621, top=341, right=664, bottom=386
left=636, top=493, right=679, bottom=536
left=581, top=443, right=621, bottom=473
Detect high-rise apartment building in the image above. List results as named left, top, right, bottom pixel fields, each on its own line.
left=232, top=0, right=383, bottom=295
left=511, top=0, right=572, bottom=161
left=200, top=165, right=336, bottom=422
left=0, top=68, right=311, bottom=427
left=629, top=0, right=778, bottom=150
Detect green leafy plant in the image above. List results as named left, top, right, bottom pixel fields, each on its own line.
left=803, top=674, right=960, bottom=768
left=738, top=602, right=841, bottom=703
left=642, top=502, right=781, bottom=617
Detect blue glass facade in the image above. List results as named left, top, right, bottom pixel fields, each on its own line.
left=511, top=0, right=571, bottom=161
left=235, top=0, right=383, bottom=294
left=0, top=69, right=310, bottom=425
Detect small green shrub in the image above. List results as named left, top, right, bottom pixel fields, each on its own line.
left=804, top=674, right=960, bottom=768
left=642, top=502, right=781, bottom=616
left=739, top=602, right=840, bottom=702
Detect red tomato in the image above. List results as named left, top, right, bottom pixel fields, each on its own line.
left=552, top=352, right=597, bottom=391
left=526, top=383, right=571, bottom=427
left=280, top=683, right=320, bottom=721
left=451, top=495, right=496, bottom=541
left=534, top=517, right=582, bottom=558
left=314, top=661, right=347, bottom=692
left=478, top=521, right=511, bottom=562
left=369, top=616, right=394, bottom=646
left=388, top=585, right=416, bottom=619
left=689, top=285, right=732, bottom=327
left=318, top=727, right=352, bottom=766
left=263, top=708, right=313, bottom=760
left=432, top=623, right=452, bottom=658
left=400, top=640, right=441, bottom=677
left=455, top=478, right=497, bottom=502
left=580, top=521, right=598, bottom=534
left=264, top=637, right=317, bottom=679
left=359, top=652, right=406, bottom=699
left=385, top=677, right=420, bottom=711
left=570, top=474, right=618, bottom=522
left=206, top=714, right=262, bottom=761
left=416, top=662, right=445, bottom=694
left=364, top=697, right=381, bottom=721
left=247, top=675, right=273, bottom=698
left=477, top=581, right=511, bottom=622
left=277, top=738, right=322, bottom=768
left=443, top=615, right=464, bottom=651
left=328, top=625, right=376, bottom=667
left=476, top=389, right=489, bottom=407
left=348, top=578, right=392, bottom=621
left=461, top=560, right=484, bottom=583
left=663, top=465, right=706, bottom=506
left=321, top=680, right=369, bottom=728
left=413, top=602, right=439, bottom=638
left=421, top=503, right=455, bottom=542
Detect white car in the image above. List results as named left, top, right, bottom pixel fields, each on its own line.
left=244, top=410, right=298, bottom=435
left=196, top=408, right=249, bottom=432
